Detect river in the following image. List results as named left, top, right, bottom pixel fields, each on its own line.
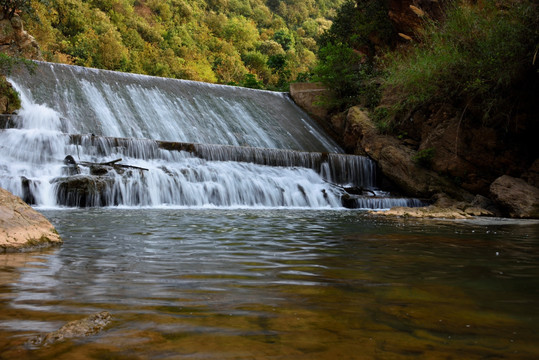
left=1, top=208, right=538, bottom=359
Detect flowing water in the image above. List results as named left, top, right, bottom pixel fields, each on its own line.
left=2, top=63, right=536, bottom=359
left=1, top=62, right=421, bottom=209
left=9, top=62, right=341, bottom=152
left=1, top=209, right=538, bottom=359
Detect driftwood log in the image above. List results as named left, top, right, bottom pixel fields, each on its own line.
left=70, top=157, right=149, bottom=171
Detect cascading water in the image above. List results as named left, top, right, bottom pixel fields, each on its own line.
left=0, top=62, right=423, bottom=209
left=9, top=62, right=341, bottom=152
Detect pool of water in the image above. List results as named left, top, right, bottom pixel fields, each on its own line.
left=1, top=208, right=538, bottom=359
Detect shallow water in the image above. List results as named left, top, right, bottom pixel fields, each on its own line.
left=1, top=209, right=538, bottom=359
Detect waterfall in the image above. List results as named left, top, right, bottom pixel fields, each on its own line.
left=0, top=62, right=423, bottom=209
left=9, top=62, right=341, bottom=152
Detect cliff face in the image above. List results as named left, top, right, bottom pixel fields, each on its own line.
left=0, top=12, right=43, bottom=114
left=0, top=13, right=42, bottom=60
left=391, top=98, right=539, bottom=196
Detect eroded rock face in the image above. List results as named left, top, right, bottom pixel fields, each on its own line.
left=392, top=102, right=538, bottom=196
left=490, top=175, right=539, bottom=219
left=346, top=106, right=473, bottom=201
left=0, top=14, right=42, bottom=60
left=0, top=187, right=62, bottom=252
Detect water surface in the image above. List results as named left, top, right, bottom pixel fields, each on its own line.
left=1, top=209, right=538, bottom=359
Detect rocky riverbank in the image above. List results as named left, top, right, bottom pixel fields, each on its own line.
left=290, top=0, right=538, bottom=220
left=290, top=92, right=539, bottom=219
left=0, top=187, right=62, bottom=252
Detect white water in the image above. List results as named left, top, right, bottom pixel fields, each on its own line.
left=0, top=63, right=423, bottom=209
left=9, top=62, right=341, bottom=152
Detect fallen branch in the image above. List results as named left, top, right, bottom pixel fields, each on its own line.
left=79, top=158, right=122, bottom=166
left=323, top=179, right=377, bottom=196
left=73, top=157, right=148, bottom=171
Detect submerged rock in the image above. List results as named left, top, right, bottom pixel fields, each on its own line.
left=27, top=311, right=112, bottom=347
left=0, top=187, right=62, bottom=252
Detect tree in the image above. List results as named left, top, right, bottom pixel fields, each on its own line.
left=314, top=0, right=393, bottom=109
left=273, top=29, right=294, bottom=51
left=0, top=0, right=49, bottom=20
left=319, top=0, right=394, bottom=61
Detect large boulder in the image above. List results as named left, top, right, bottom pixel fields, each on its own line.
left=52, top=175, right=115, bottom=207
left=0, top=187, right=62, bottom=252
left=490, top=175, right=539, bottom=219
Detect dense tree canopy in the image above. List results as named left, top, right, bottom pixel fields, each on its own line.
left=20, top=0, right=345, bottom=89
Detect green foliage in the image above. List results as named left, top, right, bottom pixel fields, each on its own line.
left=319, top=0, right=393, bottom=57
left=240, top=73, right=263, bottom=89
left=371, top=107, right=393, bottom=133
left=273, top=29, right=294, bottom=51
left=313, top=0, right=392, bottom=110
left=0, top=53, right=36, bottom=75
left=413, top=148, right=435, bottom=168
left=382, top=0, right=539, bottom=121
left=0, top=54, right=29, bottom=113
left=22, top=0, right=344, bottom=89
left=314, top=42, right=380, bottom=110
left=1, top=0, right=46, bottom=19
left=0, top=76, right=21, bottom=113
left=267, top=53, right=286, bottom=72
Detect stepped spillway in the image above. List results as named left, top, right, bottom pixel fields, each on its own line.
left=1, top=62, right=423, bottom=209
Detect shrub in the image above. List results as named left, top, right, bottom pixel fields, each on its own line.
left=314, top=42, right=381, bottom=110
left=413, top=148, right=435, bottom=168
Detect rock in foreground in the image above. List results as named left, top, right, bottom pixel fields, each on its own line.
left=490, top=175, right=539, bottom=219
left=0, top=187, right=62, bottom=252
left=371, top=205, right=493, bottom=219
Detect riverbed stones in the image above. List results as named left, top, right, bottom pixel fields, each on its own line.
left=27, top=311, right=112, bottom=347
left=0, top=187, right=62, bottom=252
left=490, top=175, right=539, bottom=219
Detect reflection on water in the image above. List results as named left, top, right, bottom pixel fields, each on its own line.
left=1, top=209, right=538, bottom=359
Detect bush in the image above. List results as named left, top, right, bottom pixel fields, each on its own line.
left=0, top=53, right=36, bottom=75
left=314, top=42, right=380, bottom=110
